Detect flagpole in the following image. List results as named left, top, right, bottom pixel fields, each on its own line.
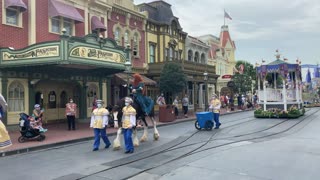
left=224, top=9, right=225, bottom=26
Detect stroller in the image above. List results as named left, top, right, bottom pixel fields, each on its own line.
left=18, top=113, right=46, bottom=143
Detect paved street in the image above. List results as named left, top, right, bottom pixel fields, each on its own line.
left=1, top=108, right=320, bottom=180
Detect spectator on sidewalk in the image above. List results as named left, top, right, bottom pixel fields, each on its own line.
left=225, top=95, right=229, bottom=112
left=182, top=94, right=189, bottom=118
left=65, top=98, right=77, bottom=131
left=32, top=104, right=47, bottom=132
left=172, top=96, right=179, bottom=118
left=156, top=93, right=166, bottom=105
left=237, top=94, right=242, bottom=110
left=90, top=100, right=111, bottom=151
left=209, top=94, right=221, bottom=129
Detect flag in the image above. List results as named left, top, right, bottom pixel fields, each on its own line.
left=224, top=10, right=232, bottom=20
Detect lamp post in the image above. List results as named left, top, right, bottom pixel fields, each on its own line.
left=125, top=44, right=132, bottom=96
left=204, top=71, right=208, bottom=111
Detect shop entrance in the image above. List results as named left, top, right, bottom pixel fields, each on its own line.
left=34, top=80, right=81, bottom=121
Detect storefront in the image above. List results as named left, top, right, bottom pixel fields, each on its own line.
left=0, top=33, right=128, bottom=125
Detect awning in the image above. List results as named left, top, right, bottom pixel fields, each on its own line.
left=4, top=0, right=27, bottom=12
left=114, top=73, right=157, bottom=86
left=91, top=16, right=106, bottom=32
left=48, top=0, right=84, bottom=23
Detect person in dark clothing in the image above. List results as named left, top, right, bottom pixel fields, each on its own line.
left=237, top=94, right=242, bottom=110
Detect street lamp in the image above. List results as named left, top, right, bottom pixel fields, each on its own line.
left=204, top=71, right=208, bottom=111
left=125, top=44, right=132, bottom=96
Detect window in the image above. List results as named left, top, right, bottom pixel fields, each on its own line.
left=169, top=47, right=173, bottom=61
left=124, top=31, right=129, bottom=46
left=188, top=50, right=193, bottom=61
left=48, top=91, right=56, bottom=108
left=165, top=48, right=169, bottom=61
left=6, top=8, right=19, bottom=25
left=60, top=91, right=68, bottom=108
left=87, top=84, right=98, bottom=108
left=115, top=28, right=121, bottom=45
left=194, top=52, right=199, bottom=63
left=201, top=53, right=206, bottom=64
left=8, top=81, right=24, bottom=112
left=50, top=17, right=74, bottom=35
left=133, top=33, right=139, bottom=56
left=149, top=44, right=155, bottom=63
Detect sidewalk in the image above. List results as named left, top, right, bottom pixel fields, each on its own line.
left=1, top=107, right=247, bottom=156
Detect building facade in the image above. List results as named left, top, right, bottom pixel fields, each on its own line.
left=198, top=25, right=236, bottom=96
left=0, top=0, right=151, bottom=125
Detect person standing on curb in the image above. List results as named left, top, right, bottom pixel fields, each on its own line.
left=182, top=94, right=189, bottom=118
left=0, top=93, right=12, bottom=149
left=122, top=97, right=136, bottom=154
left=172, top=96, right=179, bottom=119
left=90, top=100, right=111, bottom=151
left=209, top=94, right=221, bottom=129
left=65, top=98, right=77, bottom=131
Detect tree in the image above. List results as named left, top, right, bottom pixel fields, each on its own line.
left=231, top=60, right=256, bottom=94
left=159, top=62, right=187, bottom=102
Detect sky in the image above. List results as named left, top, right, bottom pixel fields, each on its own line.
left=134, top=0, right=320, bottom=68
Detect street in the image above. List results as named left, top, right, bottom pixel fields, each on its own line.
left=1, top=109, right=320, bottom=180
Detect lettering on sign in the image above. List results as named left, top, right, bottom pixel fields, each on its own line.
left=3, top=46, right=59, bottom=60
left=70, top=47, right=125, bottom=63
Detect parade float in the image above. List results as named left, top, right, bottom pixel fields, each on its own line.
left=254, top=50, right=305, bottom=118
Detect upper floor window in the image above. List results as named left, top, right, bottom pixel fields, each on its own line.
left=115, top=28, right=121, bottom=45
left=201, top=53, right=206, bottom=64
left=133, top=33, right=139, bottom=57
left=149, top=43, right=155, bottom=63
left=6, top=8, right=19, bottom=25
left=169, top=47, right=173, bottom=61
left=3, top=0, right=27, bottom=27
left=194, top=52, right=199, bottom=63
left=124, top=31, right=129, bottom=46
left=188, top=50, right=193, bottom=61
left=50, top=17, right=74, bottom=35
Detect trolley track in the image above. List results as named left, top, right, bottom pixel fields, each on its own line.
left=124, top=108, right=319, bottom=179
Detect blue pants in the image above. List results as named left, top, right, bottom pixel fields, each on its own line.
left=93, top=128, right=111, bottom=149
left=213, top=113, right=221, bottom=127
left=123, top=128, right=133, bottom=152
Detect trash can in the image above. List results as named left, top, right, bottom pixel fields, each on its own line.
left=159, top=105, right=175, bottom=122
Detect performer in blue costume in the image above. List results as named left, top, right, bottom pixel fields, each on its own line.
left=131, top=73, right=154, bottom=116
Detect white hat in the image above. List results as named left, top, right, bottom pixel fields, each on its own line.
left=96, top=99, right=104, bottom=104
left=34, top=104, right=40, bottom=108
left=212, top=93, right=217, bottom=97
left=125, top=97, right=133, bottom=104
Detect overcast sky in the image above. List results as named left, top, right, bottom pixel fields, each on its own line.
left=134, top=0, right=320, bottom=68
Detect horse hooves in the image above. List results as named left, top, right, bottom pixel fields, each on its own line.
left=113, top=147, right=120, bottom=151
left=154, top=134, right=160, bottom=141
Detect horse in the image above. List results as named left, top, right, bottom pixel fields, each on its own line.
left=110, top=96, right=160, bottom=150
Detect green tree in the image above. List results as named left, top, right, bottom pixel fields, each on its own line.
left=232, top=60, right=256, bottom=94
left=159, top=62, right=187, bottom=102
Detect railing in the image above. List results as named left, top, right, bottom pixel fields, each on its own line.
left=258, top=89, right=297, bottom=102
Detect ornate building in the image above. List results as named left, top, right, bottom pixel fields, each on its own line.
left=138, top=1, right=218, bottom=111
left=198, top=25, right=236, bottom=96
left=0, top=0, right=153, bottom=125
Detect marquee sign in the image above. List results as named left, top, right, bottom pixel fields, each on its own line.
left=2, top=46, right=59, bottom=60
left=70, top=46, right=125, bottom=63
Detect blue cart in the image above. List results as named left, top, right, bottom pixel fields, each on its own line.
left=195, top=112, right=214, bottom=130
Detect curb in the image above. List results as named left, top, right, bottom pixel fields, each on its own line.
left=1, top=109, right=251, bottom=157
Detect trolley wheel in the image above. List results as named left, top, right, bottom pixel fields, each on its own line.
left=195, top=121, right=201, bottom=130
left=38, top=135, right=46, bottom=141
left=205, top=121, right=214, bottom=130
left=18, top=136, right=26, bottom=143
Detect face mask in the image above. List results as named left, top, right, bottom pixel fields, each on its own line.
left=97, top=104, right=102, bottom=108
left=125, top=102, right=129, bottom=106
left=70, top=100, right=73, bottom=103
